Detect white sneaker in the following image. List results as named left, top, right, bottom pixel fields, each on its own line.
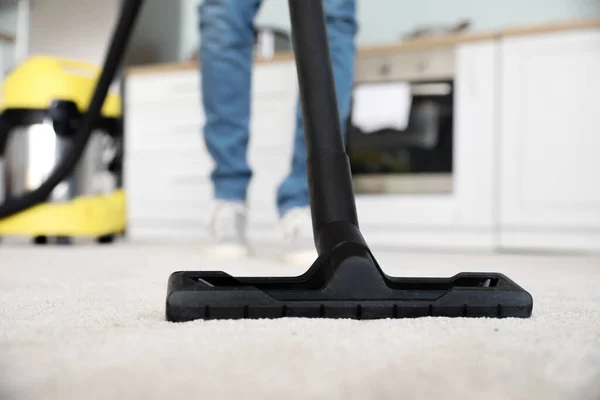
left=201, top=200, right=249, bottom=259
left=279, top=206, right=318, bottom=267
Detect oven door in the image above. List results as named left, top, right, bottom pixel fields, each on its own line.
left=347, top=80, right=454, bottom=194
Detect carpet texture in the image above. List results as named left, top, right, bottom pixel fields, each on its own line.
left=1, top=243, right=599, bottom=400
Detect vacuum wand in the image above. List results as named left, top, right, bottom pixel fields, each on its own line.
left=288, top=0, right=359, bottom=254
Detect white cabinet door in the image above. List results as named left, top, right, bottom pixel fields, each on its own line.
left=355, top=41, right=498, bottom=249
left=499, top=29, right=600, bottom=239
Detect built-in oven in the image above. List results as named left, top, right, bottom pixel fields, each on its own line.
left=347, top=45, right=455, bottom=194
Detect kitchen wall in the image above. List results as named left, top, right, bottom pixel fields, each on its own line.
left=28, top=0, right=121, bottom=65
left=5, top=0, right=183, bottom=68
left=352, top=0, right=599, bottom=44
left=0, top=2, right=17, bottom=34
left=127, top=0, right=183, bottom=65
left=0, top=1, right=17, bottom=31
left=0, top=1, right=17, bottom=75
left=175, top=0, right=600, bottom=61
left=3, top=0, right=599, bottom=67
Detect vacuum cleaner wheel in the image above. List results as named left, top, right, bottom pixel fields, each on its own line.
left=33, top=235, right=48, bottom=245
left=97, top=234, right=115, bottom=244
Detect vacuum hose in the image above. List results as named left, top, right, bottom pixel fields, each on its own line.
left=0, top=0, right=143, bottom=220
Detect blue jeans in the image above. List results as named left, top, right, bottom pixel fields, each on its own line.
left=198, top=0, right=357, bottom=217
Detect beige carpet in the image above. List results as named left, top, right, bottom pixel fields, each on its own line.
left=1, top=242, right=599, bottom=400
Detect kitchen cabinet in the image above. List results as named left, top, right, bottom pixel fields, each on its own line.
left=498, top=28, right=600, bottom=252
left=124, top=68, right=216, bottom=241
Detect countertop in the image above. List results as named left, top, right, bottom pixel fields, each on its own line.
left=126, top=17, right=600, bottom=76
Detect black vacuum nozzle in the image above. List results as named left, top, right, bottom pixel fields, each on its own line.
left=165, top=0, right=533, bottom=321
left=167, top=271, right=532, bottom=321
left=166, top=225, right=532, bottom=321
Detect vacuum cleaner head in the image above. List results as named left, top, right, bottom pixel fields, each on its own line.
left=166, top=241, right=533, bottom=321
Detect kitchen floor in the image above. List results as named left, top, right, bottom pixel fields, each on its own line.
left=1, top=241, right=599, bottom=400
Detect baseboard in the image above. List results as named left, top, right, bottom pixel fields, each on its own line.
left=499, top=229, right=600, bottom=254
left=360, top=226, right=495, bottom=252
left=126, top=221, right=495, bottom=252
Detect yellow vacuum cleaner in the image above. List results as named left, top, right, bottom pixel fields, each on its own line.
left=0, top=56, right=126, bottom=244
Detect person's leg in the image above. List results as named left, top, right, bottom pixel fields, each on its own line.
left=277, top=0, right=357, bottom=265
left=199, top=0, right=261, bottom=203
left=198, top=0, right=261, bottom=255
left=276, top=0, right=358, bottom=216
